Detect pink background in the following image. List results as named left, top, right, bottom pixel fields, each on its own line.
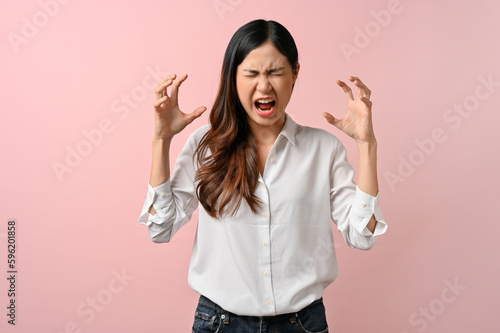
left=1, top=0, right=499, bottom=332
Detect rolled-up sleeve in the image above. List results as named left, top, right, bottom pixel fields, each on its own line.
left=138, top=180, right=174, bottom=226
left=349, top=186, right=387, bottom=237
left=138, top=127, right=207, bottom=243
left=330, top=138, right=388, bottom=250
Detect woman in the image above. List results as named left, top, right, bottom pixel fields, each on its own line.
left=139, top=19, right=387, bottom=332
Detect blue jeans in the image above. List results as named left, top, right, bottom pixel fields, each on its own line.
left=192, top=295, right=329, bottom=333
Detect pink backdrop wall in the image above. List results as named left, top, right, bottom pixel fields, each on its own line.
left=1, top=0, right=499, bottom=332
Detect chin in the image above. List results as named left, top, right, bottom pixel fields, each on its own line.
left=248, top=111, right=285, bottom=128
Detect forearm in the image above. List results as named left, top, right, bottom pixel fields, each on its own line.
left=148, top=138, right=172, bottom=214
left=356, top=140, right=378, bottom=233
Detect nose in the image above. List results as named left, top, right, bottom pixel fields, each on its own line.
left=256, top=75, right=272, bottom=92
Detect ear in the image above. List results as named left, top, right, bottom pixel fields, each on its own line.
left=292, top=63, right=300, bottom=84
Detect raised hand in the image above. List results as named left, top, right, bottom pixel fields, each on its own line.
left=322, top=76, right=376, bottom=145
left=154, top=74, right=207, bottom=140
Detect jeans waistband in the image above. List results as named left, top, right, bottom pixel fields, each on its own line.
left=198, top=295, right=323, bottom=318
left=198, top=295, right=228, bottom=314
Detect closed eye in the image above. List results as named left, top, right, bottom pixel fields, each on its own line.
left=242, top=67, right=286, bottom=76
left=268, top=67, right=285, bottom=75
left=244, top=73, right=282, bottom=77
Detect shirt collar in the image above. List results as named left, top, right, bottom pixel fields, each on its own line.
left=278, top=113, right=298, bottom=146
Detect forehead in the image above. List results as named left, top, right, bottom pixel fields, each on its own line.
left=239, top=41, right=290, bottom=69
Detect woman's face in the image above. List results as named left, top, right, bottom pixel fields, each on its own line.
left=236, top=40, right=299, bottom=134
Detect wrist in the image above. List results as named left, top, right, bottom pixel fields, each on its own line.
left=357, top=140, right=378, bottom=168
left=152, top=137, right=173, bottom=150
left=153, top=133, right=174, bottom=142
left=356, top=138, right=377, bottom=150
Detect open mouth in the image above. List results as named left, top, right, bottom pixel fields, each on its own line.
left=254, top=98, right=276, bottom=113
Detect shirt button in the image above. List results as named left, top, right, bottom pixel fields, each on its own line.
left=261, top=185, right=266, bottom=190
left=262, top=212, right=268, bottom=217
left=270, top=158, right=275, bottom=163
left=160, top=192, right=166, bottom=198
left=148, top=195, right=153, bottom=201
left=262, top=241, right=268, bottom=247
left=266, top=300, right=272, bottom=305
left=361, top=202, right=366, bottom=207
left=263, top=272, right=269, bottom=277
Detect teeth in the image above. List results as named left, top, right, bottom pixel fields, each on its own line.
left=257, top=98, right=274, bottom=103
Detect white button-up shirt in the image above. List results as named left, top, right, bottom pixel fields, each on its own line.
left=138, top=114, right=387, bottom=316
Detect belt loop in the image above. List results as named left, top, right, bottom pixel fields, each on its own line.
left=221, top=312, right=229, bottom=324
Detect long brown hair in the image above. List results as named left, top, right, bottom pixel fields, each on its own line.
left=195, top=19, right=299, bottom=218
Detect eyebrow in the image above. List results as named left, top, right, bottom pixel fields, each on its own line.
left=243, top=67, right=286, bottom=74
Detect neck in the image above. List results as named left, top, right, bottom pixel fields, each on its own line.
left=248, top=115, right=286, bottom=146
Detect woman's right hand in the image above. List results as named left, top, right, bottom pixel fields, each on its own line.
left=153, top=74, right=207, bottom=140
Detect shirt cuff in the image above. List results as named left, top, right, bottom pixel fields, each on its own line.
left=138, top=179, right=173, bottom=226
left=350, top=186, right=388, bottom=237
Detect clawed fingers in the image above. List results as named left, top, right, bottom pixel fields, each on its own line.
left=349, top=76, right=371, bottom=100
left=185, top=106, right=208, bottom=124
left=170, top=74, right=189, bottom=101
left=360, top=96, right=372, bottom=108
left=337, top=76, right=372, bottom=101
left=322, top=112, right=343, bottom=131
left=322, top=112, right=335, bottom=124
left=155, top=74, right=176, bottom=100
left=336, top=80, right=354, bottom=101
left=158, top=74, right=177, bottom=85
left=153, top=95, right=168, bottom=110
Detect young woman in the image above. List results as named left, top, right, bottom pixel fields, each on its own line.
left=139, top=19, right=387, bottom=333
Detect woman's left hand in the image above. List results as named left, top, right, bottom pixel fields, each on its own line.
left=323, top=76, right=376, bottom=145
